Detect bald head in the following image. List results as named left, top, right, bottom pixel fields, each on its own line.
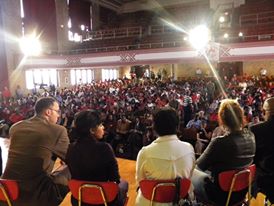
left=263, top=97, right=274, bottom=119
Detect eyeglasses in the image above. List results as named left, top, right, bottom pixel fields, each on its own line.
left=50, top=108, right=61, bottom=114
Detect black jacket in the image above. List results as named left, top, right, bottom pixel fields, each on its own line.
left=66, top=136, right=120, bottom=206
left=197, top=129, right=256, bottom=205
left=250, top=117, right=274, bottom=201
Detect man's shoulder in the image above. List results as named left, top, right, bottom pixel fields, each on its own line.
left=10, top=118, right=32, bottom=130
left=25, top=116, right=67, bottom=134
left=250, top=121, right=268, bottom=132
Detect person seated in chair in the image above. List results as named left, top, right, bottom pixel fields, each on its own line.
left=136, top=107, right=195, bottom=206
left=66, top=110, right=128, bottom=206
left=192, top=99, right=255, bottom=205
left=2, top=97, right=70, bottom=206
left=111, top=115, right=132, bottom=153
left=250, top=97, right=274, bottom=203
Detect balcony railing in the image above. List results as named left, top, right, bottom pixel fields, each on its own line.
left=54, top=40, right=185, bottom=55
left=86, top=26, right=142, bottom=40
left=84, top=24, right=179, bottom=41
left=240, top=11, right=274, bottom=26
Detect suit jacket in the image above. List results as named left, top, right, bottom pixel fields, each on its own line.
left=2, top=115, right=69, bottom=206
left=250, top=117, right=274, bottom=200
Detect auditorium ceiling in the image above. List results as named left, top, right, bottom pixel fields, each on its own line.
left=84, top=0, right=208, bottom=12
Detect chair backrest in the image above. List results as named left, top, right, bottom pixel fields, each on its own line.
left=0, top=179, right=19, bottom=206
left=139, top=178, right=191, bottom=203
left=68, top=179, right=119, bottom=206
left=218, top=164, right=256, bottom=206
left=218, top=164, right=256, bottom=192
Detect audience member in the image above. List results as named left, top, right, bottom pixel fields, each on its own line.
left=250, top=97, right=274, bottom=203
left=112, top=115, right=132, bottom=152
left=2, top=97, right=70, bottom=206
left=183, top=90, right=193, bottom=127
left=135, top=107, right=195, bottom=205
left=192, top=99, right=255, bottom=205
left=66, top=110, right=128, bottom=206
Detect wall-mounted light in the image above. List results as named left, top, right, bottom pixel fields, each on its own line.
left=224, top=33, right=229, bottom=38
left=219, top=16, right=225, bottom=23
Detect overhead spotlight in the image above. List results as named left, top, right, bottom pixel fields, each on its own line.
left=20, top=34, right=41, bottom=56
left=189, top=25, right=211, bottom=50
left=238, top=32, right=243, bottom=37
left=80, top=25, right=85, bottom=31
left=219, top=16, right=225, bottom=23
left=224, top=33, right=229, bottom=38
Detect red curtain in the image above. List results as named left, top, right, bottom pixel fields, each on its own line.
left=69, top=0, right=91, bottom=33
left=23, top=0, right=57, bottom=50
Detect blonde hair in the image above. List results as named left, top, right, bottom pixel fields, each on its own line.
left=218, top=99, right=245, bottom=131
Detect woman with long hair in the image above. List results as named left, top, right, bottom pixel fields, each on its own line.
left=192, top=99, right=255, bottom=205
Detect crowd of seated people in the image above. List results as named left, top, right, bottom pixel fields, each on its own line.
left=1, top=74, right=274, bottom=152
left=0, top=73, right=274, bottom=204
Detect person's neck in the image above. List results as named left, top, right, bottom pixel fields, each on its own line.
left=36, top=114, right=49, bottom=121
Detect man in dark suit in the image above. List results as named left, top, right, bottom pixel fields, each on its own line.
left=250, top=97, right=274, bottom=203
left=2, top=97, right=70, bottom=206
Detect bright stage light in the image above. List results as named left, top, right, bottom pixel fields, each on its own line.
left=20, top=35, right=41, bottom=56
left=189, top=25, right=210, bottom=50
left=219, top=16, right=225, bottom=23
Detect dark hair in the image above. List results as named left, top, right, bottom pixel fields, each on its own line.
left=153, top=107, right=179, bottom=136
left=74, top=110, right=101, bottom=137
left=35, top=97, right=57, bottom=115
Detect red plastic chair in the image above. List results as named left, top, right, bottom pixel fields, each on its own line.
left=0, top=179, right=19, bottom=206
left=139, top=178, right=191, bottom=206
left=218, top=164, right=256, bottom=206
left=68, top=179, right=127, bottom=206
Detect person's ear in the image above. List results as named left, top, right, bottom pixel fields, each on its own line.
left=45, top=108, right=51, bottom=116
left=90, top=128, right=95, bottom=134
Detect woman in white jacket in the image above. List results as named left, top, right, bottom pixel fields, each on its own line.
left=135, top=107, right=195, bottom=206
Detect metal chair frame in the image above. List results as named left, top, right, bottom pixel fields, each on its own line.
left=0, top=180, right=19, bottom=206
left=78, top=184, right=108, bottom=206
left=150, top=182, right=176, bottom=206
left=0, top=183, right=12, bottom=206
left=69, top=180, right=128, bottom=206
left=218, top=165, right=255, bottom=206
left=139, top=178, right=191, bottom=206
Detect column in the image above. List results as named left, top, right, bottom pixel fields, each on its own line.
left=0, top=0, right=22, bottom=93
left=55, top=0, right=70, bottom=52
